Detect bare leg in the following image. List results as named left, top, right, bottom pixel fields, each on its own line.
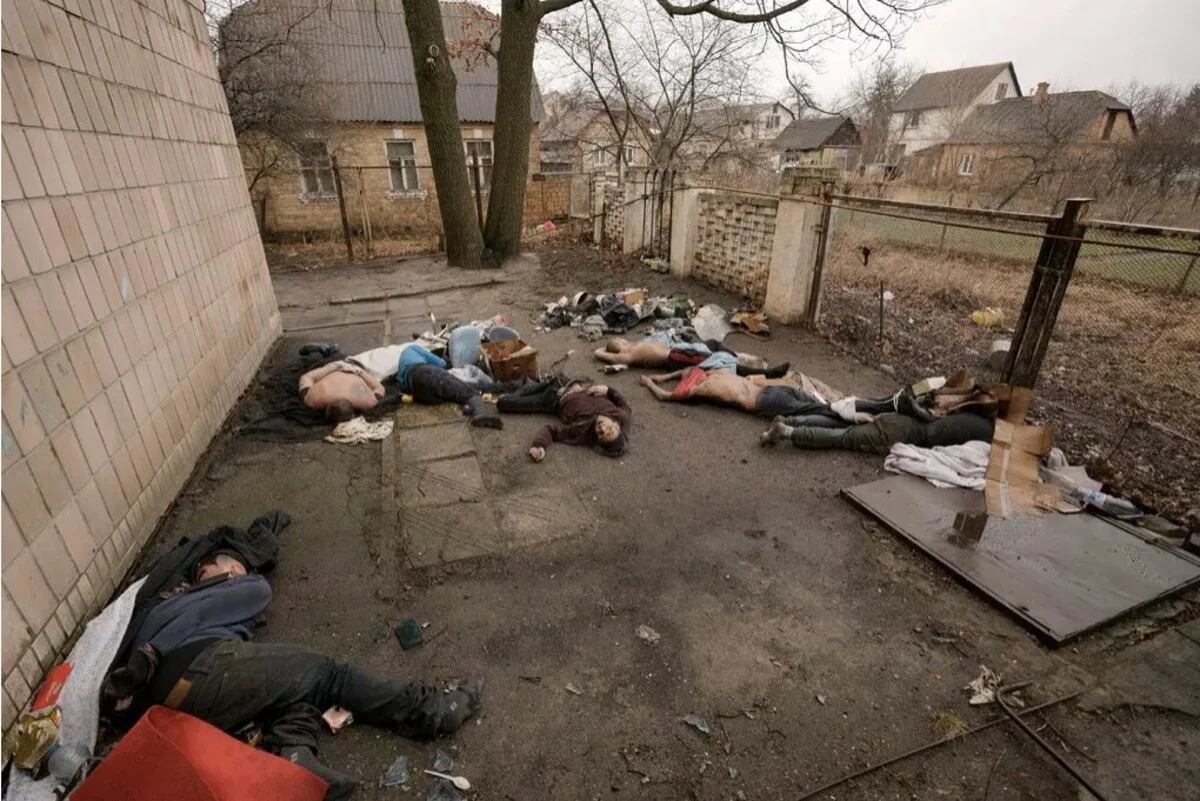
left=639, top=374, right=676, bottom=402
left=760, top=417, right=793, bottom=446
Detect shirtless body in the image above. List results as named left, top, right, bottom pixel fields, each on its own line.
left=639, top=368, right=826, bottom=418
left=298, top=361, right=385, bottom=422
left=595, top=335, right=788, bottom=377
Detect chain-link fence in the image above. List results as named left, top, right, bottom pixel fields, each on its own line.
left=819, top=194, right=1200, bottom=526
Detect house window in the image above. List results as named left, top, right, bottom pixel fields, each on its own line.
left=297, top=141, right=335, bottom=197
left=622, top=144, right=634, bottom=165
left=386, top=141, right=420, bottom=192
left=904, top=110, right=922, bottom=129
left=593, top=146, right=611, bottom=168
left=958, top=153, right=975, bottom=175
left=464, top=140, right=493, bottom=190
left=768, top=114, right=780, bottom=130
left=995, top=83, right=1008, bottom=101
left=1100, top=111, right=1116, bottom=141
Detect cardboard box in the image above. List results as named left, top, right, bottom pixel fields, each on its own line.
left=483, top=339, right=540, bottom=381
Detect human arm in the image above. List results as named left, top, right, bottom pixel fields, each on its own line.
left=605, top=386, right=631, bottom=415
left=531, top=423, right=561, bottom=453
left=139, top=574, right=273, bottom=655
left=298, top=362, right=345, bottom=393
left=360, top=369, right=386, bottom=399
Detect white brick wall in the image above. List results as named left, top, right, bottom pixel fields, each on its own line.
left=692, top=193, right=778, bottom=304
left=1, top=0, right=280, bottom=738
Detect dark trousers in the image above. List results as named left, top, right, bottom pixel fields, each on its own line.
left=174, top=640, right=445, bottom=753
left=789, top=412, right=994, bottom=454
left=496, top=377, right=568, bottom=415
left=407, top=364, right=497, bottom=423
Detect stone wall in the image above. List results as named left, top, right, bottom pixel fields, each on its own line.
left=692, top=193, right=779, bottom=304
left=525, top=174, right=571, bottom=223
left=1, top=0, right=280, bottom=735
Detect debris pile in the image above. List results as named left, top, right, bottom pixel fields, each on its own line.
left=535, top=288, right=768, bottom=343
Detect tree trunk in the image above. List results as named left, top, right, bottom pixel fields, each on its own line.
left=402, top=0, right=484, bottom=267
left=483, top=0, right=540, bottom=259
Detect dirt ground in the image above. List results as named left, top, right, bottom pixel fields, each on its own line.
left=126, top=245, right=1199, bottom=801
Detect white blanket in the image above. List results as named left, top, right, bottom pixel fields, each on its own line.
left=884, top=441, right=991, bottom=490
left=325, top=416, right=393, bottom=444
left=7, top=578, right=146, bottom=801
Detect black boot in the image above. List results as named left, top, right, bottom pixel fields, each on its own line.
left=465, top=396, right=503, bottom=429
left=278, top=746, right=357, bottom=801
left=762, top=362, right=791, bottom=379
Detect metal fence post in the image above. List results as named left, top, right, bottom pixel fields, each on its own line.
left=472, top=153, right=484, bottom=231
left=331, top=155, right=354, bottom=261
left=1005, top=197, right=1091, bottom=387
left=804, top=181, right=835, bottom=326
left=1177, top=253, right=1198, bottom=295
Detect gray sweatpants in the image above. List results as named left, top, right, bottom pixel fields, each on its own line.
left=789, top=412, right=994, bottom=454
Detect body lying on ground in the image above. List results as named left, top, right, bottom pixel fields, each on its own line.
left=497, top=376, right=629, bottom=461
left=397, top=345, right=503, bottom=428
left=595, top=333, right=789, bottom=377
left=297, top=361, right=385, bottom=424
left=760, top=410, right=995, bottom=454
left=103, top=529, right=479, bottom=801
left=637, top=367, right=874, bottom=421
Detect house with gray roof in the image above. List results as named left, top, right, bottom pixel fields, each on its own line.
left=887, top=62, right=1021, bottom=158
left=774, top=116, right=861, bottom=172
left=224, top=0, right=545, bottom=235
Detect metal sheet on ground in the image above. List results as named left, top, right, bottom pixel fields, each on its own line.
left=842, top=475, right=1200, bottom=644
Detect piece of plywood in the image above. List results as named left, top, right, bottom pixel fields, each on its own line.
left=843, top=475, right=1200, bottom=644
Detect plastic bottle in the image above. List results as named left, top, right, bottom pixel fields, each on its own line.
left=1068, top=488, right=1142, bottom=518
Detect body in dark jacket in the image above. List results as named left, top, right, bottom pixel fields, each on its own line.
left=497, top=378, right=630, bottom=458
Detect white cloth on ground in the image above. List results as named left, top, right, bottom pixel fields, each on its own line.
left=884, top=440, right=991, bottom=490
left=831, top=396, right=879, bottom=424
left=325, top=416, right=394, bottom=444
left=7, top=578, right=146, bottom=801
left=349, top=343, right=415, bottom=380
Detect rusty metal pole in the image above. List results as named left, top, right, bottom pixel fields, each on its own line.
left=805, top=181, right=835, bottom=326
left=331, top=155, right=353, bottom=261
left=1005, top=198, right=1091, bottom=387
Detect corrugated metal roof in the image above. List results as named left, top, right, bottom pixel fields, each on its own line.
left=952, top=91, right=1133, bottom=146
left=893, top=63, right=1018, bottom=112
left=223, top=0, right=543, bottom=124
left=773, top=116, right=857, bottom=150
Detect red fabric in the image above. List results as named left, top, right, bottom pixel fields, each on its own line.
left=72, top=706, right=328, bottom=801
left=667, top=349, right=707, bottom=367
left=671, top=367, right=709, bottom=401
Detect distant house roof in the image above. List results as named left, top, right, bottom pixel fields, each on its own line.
left=893, top=63, right=1019, bottom=112
left=774, top=116, right=858, bottom=150
left=541, top=105, right=608, bottom=143
left=693, top=101, right=795, bottom=130
left=951, top=91, right=1133, bottom=145
left=223, top=0, right=543, bottom=124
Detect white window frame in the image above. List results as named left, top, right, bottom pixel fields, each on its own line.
left=464, top=139, right=493, bottom=191
left=592, top=145, right=611, bottom=168
left=297, top=140, right=336, bottom=199
left=905, top=110, right=922, bottom=129
left=622, top=143, right=634, bottom=165
left=385, top=140, right=422, bottom=195
left=958, top=152, right=975, bottom=176
left=995, top=82, right=1008, bottom=101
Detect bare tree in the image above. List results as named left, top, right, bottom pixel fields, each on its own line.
left=1110, top=82, right=1200, bottom=219
left=211, top=0, right=332, bottom=193
left=842, top=57, right=917, bottom=167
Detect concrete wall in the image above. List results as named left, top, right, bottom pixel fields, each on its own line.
left=1, top=0, right=280, bottom=735
left=691, top=193, right=778, bottom=304
left=601, top=182, right=623, bottom=249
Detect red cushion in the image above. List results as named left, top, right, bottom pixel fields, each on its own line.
left=72, top=706, right=328, bottom=801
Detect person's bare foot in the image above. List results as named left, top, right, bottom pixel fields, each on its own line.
left=760, top=417, right=793, bottom=446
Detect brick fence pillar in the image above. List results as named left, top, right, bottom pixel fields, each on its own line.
left=764, top=171, right=830, bottom=324
left=669, top=187, right=704, bottom=278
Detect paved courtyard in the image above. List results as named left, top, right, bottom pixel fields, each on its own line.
left=134, top=250, right=1199, bottom=801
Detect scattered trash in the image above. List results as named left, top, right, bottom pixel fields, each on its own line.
left=600, top=364, right=628, bottom=374
left=12, top=663, right=71, bottom=769
left=423, top=769, right=471, bottom=791
left=482, top=339, right=539, bottom=381
left=642, top=256, right=669, bottom=273
left=814, top=694, right=827, bottom=705
left=432, top=751, right=454, bottom=772
left=581, top=315, right=606, bottom=341
left=537, top=220, right=557, bottom=232
left=325, top=417, right=393, bottom=445
left=970, top=307, right=1004, bottom=328
left=730, top=309, right=770, bottom=336
left=426, top=781, right=465, bottom=801
left=380, top=756, right=410, bottom=788
left=322, top=706, right=353, bottom=733
left=728, top=766, right=739, bottom=780
left=692, top=304, right=732, bottom=342
left=881, top=290, right=895, bottom=302
left=986, top=338, right=1012, bottom=371
left=964, top=665, right=1002, bottom=705
left=565, top=683, right=583, bottom=696
left=1066, top=488, right=1142, bottom=518
left=636, top=624, right=661, bottom=645
left=681, top=713, right=711, bottom=736
left=394, top=618, right=424, bottom=650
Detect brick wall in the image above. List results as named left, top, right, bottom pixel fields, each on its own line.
left=1, top=0, right=280, bottom=735
left=692, top=192, right=778, bottom=303
left=249, top=122, right=545, bottom=237
left=524, top=174, right=571, bottom=223
left=602, top=183, right=623, bottom=249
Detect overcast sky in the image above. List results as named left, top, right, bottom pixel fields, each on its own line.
left=770, top=0, right=1200, bottom=104
left=533, top=0, right=1200, bottom=106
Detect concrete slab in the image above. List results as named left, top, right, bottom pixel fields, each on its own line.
left=393, top=403, right=463, bottom=429
left=395, top=423, right=475, bottom=464
left=400, top=455, right=485, bottom=507
left=1176, top=617, right=1200, bottom=647
left=401, top=501, right=504, bottom=566
left=494, top=485, right=595, bottom=548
